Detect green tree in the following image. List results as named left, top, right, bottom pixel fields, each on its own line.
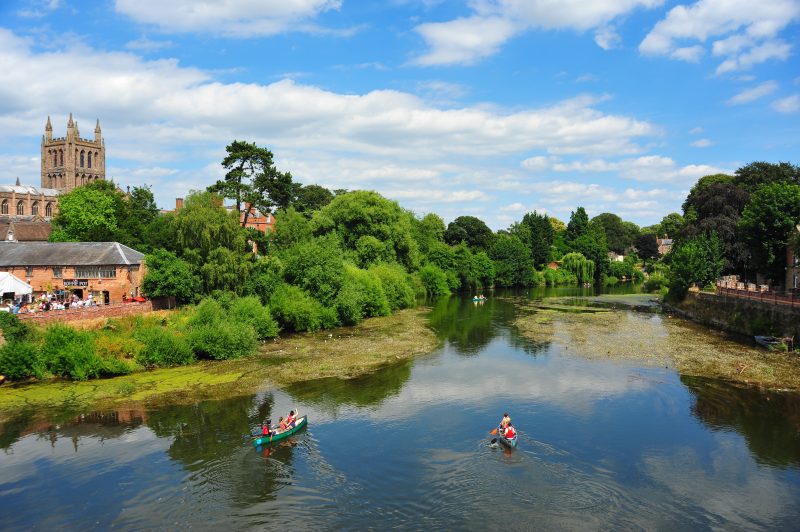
left=734, top=161, right=800, bottom=193
left=489, top=234, right=533, bottom=287
left=668, top=233, right=724, bottom=299
left=280, top=234, right=345, bottom=305
left=635, top=233, right=660, bottom=269
left=591, top=213, right=629, bottom=254
left=444, top=216, right=495, bottom=252
left=210, top=140, right=298, bottom=224
left=738, top=183, right=800, bottom=283
left=294, top=184, right=334, bottom=216
left=269, top=206, right=312, bottom=251
left=171, top=191, right=245, bottom=263
left=49, top=180, right=123, bottom=242
left=200, top=247, right=254, bottom=294
left=561, top=252, right=595, bottom=284
left=572, top=221, right=609, bottom=283
left=658, top=213, right=685, bottom=239
left=142, top=249, right=199, bottom=304
left=520, top=211, right=554, bottom=267
left=412, top=213, right=446, bottom=258
left=565, top=207, right=590, bottom=245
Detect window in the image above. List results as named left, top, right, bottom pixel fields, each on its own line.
left=59, top=149, right=63, bottom=166
left=31, top=202, right=38, bottom=216
left=80, top=150, right=85, bottom=168
left=53, top=151, right=57, bottom=167
left=1, top=200, right=7, bottom=215
left=25, top=267, right=33, bottom=277
left=16, top=201, right=24, bottom=216
left=74, top=267, right=116, bottom=278
left=45, top=203, right=52, bottom=217
left=88, top=151, right=92, bottom=168
left=53, top=267, right=62, bottom=278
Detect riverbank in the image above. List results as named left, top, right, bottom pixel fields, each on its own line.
left=514, top=295, right=800, bottom=390
left=0, top=308, right=439, bottom=424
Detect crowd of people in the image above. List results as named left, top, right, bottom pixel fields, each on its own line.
left=9, top=293, right=97, bottom=314
left=261, top=410, right=299, bottom=437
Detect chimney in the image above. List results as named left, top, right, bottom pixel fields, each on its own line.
left=176, top=198, right=184, bottom=210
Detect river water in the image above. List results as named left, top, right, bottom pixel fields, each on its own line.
left=2, top=288, right=800, bottom=530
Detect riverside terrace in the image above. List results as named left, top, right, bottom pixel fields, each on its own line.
left=0, top=242, right=145, bottom=305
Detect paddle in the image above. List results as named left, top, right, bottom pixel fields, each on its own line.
left=490, top=427, right=498, bottom=435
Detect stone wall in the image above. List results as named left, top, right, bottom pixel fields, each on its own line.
left=16, top=300, right=153, bottom=324
left=670, top=291, right=800, bottom=339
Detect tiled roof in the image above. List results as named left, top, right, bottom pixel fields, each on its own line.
left=0, top=242, right=144, bottom=266
left=0, top=185, right=60, bottom=195
left=0, top=220, right=52, bottom=241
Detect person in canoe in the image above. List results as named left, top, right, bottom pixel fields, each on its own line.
left=286, top=410, right=297, bottom=427
left=261, top=419, right=273, bottom=437
left=277, top=416, right=288, bottom=431
left=504, top=422, right=516, bottom=440
left=500, top=412, right=511, bottom=429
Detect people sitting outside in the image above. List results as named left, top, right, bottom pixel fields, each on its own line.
left=504, top=423, right=516, bottom=440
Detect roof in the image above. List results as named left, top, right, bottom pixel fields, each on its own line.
left=0, top=242, right=144, bottom=267
left=0, top=185, right=60, bottom=196
left=0, top=220, right=52, bottom=241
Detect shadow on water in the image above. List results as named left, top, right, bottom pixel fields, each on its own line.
left=683, top=375, right=800, bottom=467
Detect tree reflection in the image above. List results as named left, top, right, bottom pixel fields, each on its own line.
left=682, top=375, right=800, bottom=467
left=426, top=296, right=497, bottom=355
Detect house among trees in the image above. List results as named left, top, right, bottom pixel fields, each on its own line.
left=656, top=235, right=673, bottom=255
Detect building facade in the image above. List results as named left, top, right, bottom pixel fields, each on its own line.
left=0, top=183, right=59, bottom=220
left=0, top=242, right=145, bottom=304
left=41, top=114, right=106, bottom=193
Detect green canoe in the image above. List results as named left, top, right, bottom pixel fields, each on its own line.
left=252, top=416, right=308, bottom=447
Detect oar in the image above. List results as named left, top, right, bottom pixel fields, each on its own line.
left=490, top=427, right=498, bottom=435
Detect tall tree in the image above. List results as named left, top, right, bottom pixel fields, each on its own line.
left=734, top=161, right=800, bottom=193
left=210, top=141, right=299, bottom=226
left=49, top=181, right=123, bottom=242
left=171, top=191, right=245, bottom=263
left=668, top=233, right=724, bottom=300
left=565, top=207, right=590, bottom=245
left=444, top=216, right=495, bottom=252
left=738, top=183, right=800, bottom=284
left=294, top=184, right=334, bottom=216
left=489, top=234, right=533, bottom=287
left=520, top=211, right=554, bottom=267
left=658, top=213, right=684, bottom=239
left=635, top=233, right=660, bottom=269
left=591, top=213, right=629, bottom=254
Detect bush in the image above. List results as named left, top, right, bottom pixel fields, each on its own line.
left=418, top=264, right=451, bottom=297
left=41, top=325, right=105, bottom=380
left=603, top=275, right=619, bottom=286
left=188, top=298, right=225, bottom=327
left=229, top=296, right=280, bottom=339
left=530, top=269, right=545, bottom=287
left=643, top=274, right=668, bottom=292
left=370, top=263, right=415, bottom=310
left=0, top=312, right=31, bottom=342
left=95, top=335, right=143, bottom=372
left=210, top=290, right=238, bottom=309
left=135, top=326, right=195, bottom=367
left=0, top=341, right=44, bottom=381
left=334, top=267, right=391, bottom=325
left=269, top=284, right=338, bottom=332
left=188, top=321, right=257, bottom=360
left=543, top=268, right=578, bottom=286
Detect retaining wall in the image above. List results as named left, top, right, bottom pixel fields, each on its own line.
left=16, top=301, right=153, bottom=324
left=670, top=291, right=800, bottom=340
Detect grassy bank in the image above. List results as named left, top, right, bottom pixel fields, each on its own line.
left=0, top=308, right=439, bottom=423
left=514, top=298, right=800, bottom=390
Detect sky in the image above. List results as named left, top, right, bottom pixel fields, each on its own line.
left=0, top=0, right=798, bottom=230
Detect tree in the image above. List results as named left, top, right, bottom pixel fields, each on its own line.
left=519, top=211, right=554, bottom=267
left=591, top=213, right=629, bottom=254
left=738, top=183, right=800, bottom=284
left=294, top=184, right=334, bottom=216
left=489, top=234, right=533, bottom=287
left=142, top=249, right=200, bottom=304
left=412, top=213, right=446, bottom=258
left=119, top=185, right=159, bottom=249
left=658, top=213, right=684, bottom=239
left=565, top=207, right=590, bottom=245
left=549, top=217, right=567, bottom=233
left=635, top=233, right=660, bottom=269
left=561, top=252, right=595, bottom=284
left=734, top=161, right=800, bottom=193
left=444, top=216, right=495, bottom=252
left=668, top=233, right=724, bottom=300
left=571, top=221, right=609, bottom=283
left=171, top=191, right=245, bottom=263
left=49, top=180, right=124, bottom=242
left=210, top=141, right=299, bottom=225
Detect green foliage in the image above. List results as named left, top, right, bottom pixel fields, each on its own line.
left=561, top=252, right=595, bottom=284
left=734, top=161, right=800, bottom=193
left=603, top=275, right=619, bottom=286
left=143, top=249, right=199, bottom=304
left=565, top=207, right=590, bottom=244
left=643, top=274, right=668, bottom=292
left=355, top=235, right=387, bottom=268
left=0, top=341, right=44, bottom=381
left=269, top=284, right=339, bottom=332
left=188, top=298, right=225, bottom=327
left=294, top=184, right=334, bottom=216
left=49, top=181, right=123, bottom=242
left=591, top=213, right=632, bottom=254
left=200, top=247, right=254, bottom=294
left=608, top=257, right=643, bottom=282
left=418, top=264, right=451, bottom=297
left=171, top=191, right=245, bottom=263
left=188, top=321, right=257, bottom=360
left=41, top=325, right=105, bottom=380
left=281, top=234, right=345, bottom=305
left=135, top=326, right=195, bottom=367
left=738, top=183, right=800, bottom=283
left=228, top=296, right=280, bottom=339
left=668, top=233, right=724, bottom=300
left=530, top=269, right=545, bottom=287
left=241, top=256, right=284, bottom=305
left=444, top=216, right=495, bottom=252
left=412, top=213, right=446, bottom=257
left=370, top=263, right=416, bottom=310
left=489, top=234, right=533, bottom=287
left=516, top=211, right=554, bottom=267
left=0, top=312, right=31, bottom=343
left=543, top=268, right=578, bottom=286
left=334, top=266, right=391, bottom=325
left=658, top=213, right=684, bottom=239
left=635, top=233, right=660, bottom=266
left=270, top=207, right=312, bottom=251
left=571, top=221, right=609, bottom=282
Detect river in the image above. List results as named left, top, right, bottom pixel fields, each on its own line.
left=2, top=288, right=800, bottom=530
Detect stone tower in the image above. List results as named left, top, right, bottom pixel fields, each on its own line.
left=40, top=114, right=106, bottom=193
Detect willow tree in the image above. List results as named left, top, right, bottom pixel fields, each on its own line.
left=561, top=252, right=595, bottom=284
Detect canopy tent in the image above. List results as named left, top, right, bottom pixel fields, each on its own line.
left=0, top=272, right=33, bottom=296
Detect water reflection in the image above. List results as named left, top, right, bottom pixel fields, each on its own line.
left=683, top=375, right=800, bottom=466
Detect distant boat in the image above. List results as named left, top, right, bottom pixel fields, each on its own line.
left=472, top=295, right=487, bottom=302
left=252, top=416, right=307, bottom=446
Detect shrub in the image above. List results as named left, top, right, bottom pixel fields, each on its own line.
left=210, top=290, right=238, bottom=310
left=0, top=312, right=31, bottom=342
left=603, top=275, right=619, bottom=286
left=643, top=274, right=668, bottom=292
left=335, top=267, right=390, bottom=325
left=543, top=268, right=578, bottom=286
left=269, top=284, right=338, bottom=332
left=135, top=326, right=195, bottom=367
left=41, top=325, right=105, bottom=380
left=0, top=341, right=44, bottom=381
left=370, top=263, right=415, bottom=310
left=188, top=321, right=257, bottom=360
left=229, top=296, right=280, bottom=339
left=530, top=269, right=545, bottom=287
left=188, top=298, right=225, bottom=327
left=418, top=264, right=451, bottom=297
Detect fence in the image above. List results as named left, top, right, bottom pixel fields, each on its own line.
left=15, top=300, right=154, bottom=324
left=715, top=286, right=798, bottom=308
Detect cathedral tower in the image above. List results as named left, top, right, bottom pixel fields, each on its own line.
left=40, top=114, right=106, bottom=193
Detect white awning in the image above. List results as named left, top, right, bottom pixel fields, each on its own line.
left=0, top=272, right=33, bottom=295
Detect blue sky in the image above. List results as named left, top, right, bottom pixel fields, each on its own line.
left=0, top=0, right=798, bottom=229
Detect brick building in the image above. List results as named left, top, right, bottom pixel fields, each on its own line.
left=0, top=183, right=59, bottom=220
left=0, top=242, right=145, bottom=304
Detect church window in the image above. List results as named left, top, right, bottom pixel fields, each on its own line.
left=88, top=151, right=92, bottom=168
left=59, top=149, right=63, bottom=166
left=1, top=200, right=7, bottom=215
left=95, top=151, right=99, bottom=166
left=31, top=201, right=38, bottom=216
left=45, top=203, right=52, bottom=217
left=52, top=151, right=57, bottom=167
left=80, top=150, right=85, bottom=167
left=16, top=201, right=24, bottom=215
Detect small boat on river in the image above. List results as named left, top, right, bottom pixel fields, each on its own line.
left=472, top=295, right=487, bottom=302
left=252, top=415, right=308, bottom=446
left=492, top=426, right=518, bottom=449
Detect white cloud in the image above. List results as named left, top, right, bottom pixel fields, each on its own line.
left=17, top=0, right=61, bottom=18
left=640, top=0, right=800, bottom=74
left=689, top=126, right=704, bottom=134
left=500, top=202, right=526, bottom=212
left=772, top=94, right=800, bottom=113
left=125, top=37, right=174, bottom=53
left=726, top=81, right=779, bottom=105
left=114, top=0, right=343, bottom=37
left=413, top=0, right=662, bottom=66
left=691, top=138, right=714, bottom=147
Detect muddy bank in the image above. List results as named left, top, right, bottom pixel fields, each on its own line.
left=514, top=299, right=800, bottom=390
left=0, top=309, right=439, bottom=424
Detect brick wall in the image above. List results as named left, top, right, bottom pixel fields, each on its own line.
left=16, top=300, right=153, bottom=324
left=1, top=264, right=145, bottom=304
